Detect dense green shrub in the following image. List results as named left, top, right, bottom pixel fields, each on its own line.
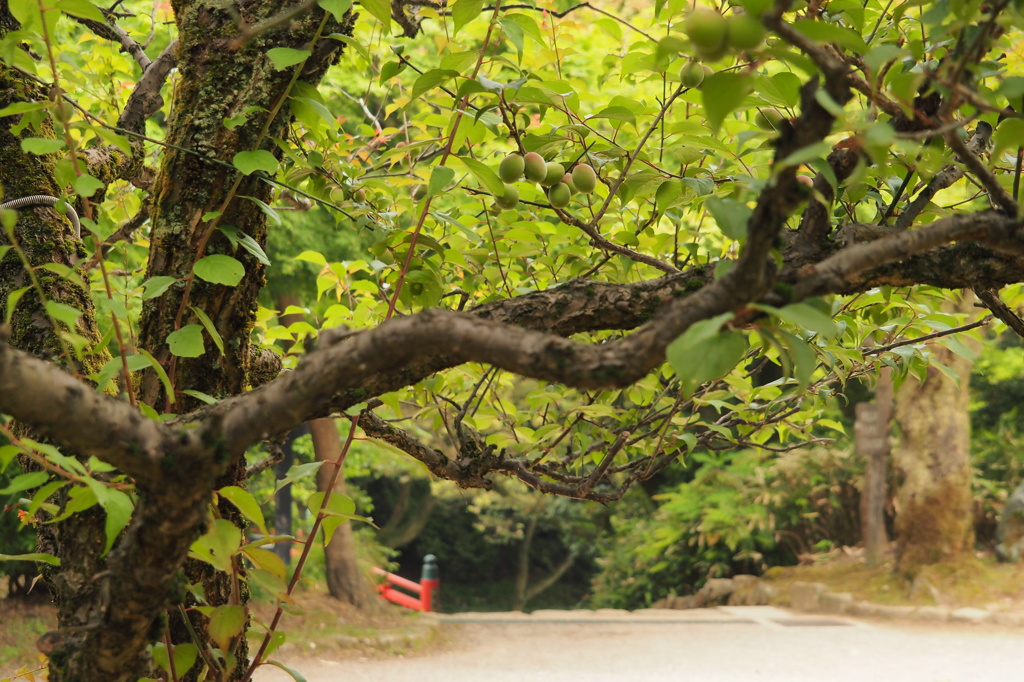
left=590, top=447, right=862, bottom=609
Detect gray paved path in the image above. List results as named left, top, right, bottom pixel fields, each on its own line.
left=254, top=606, right=1024, bottom=682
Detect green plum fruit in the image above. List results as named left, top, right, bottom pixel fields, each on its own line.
left=495, top=183, right=520, bottom=210
left=541, top=161, right=566, bottom=187
left=523, top=152, right=547, bottom=182
left=499, top=153, right=525, bottom=183
left=548, top=182, right=571, bottom=208
left=571, top=163, right=597, bottom=193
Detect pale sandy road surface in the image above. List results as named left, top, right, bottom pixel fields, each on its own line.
left=253, top=607, right=1024, bottom=682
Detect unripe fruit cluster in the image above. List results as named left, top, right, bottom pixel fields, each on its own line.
left=493, top=151, right=598, bottom=210
left=683, top=9, right=765, bottom=61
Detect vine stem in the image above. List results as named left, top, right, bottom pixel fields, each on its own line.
left=384, top=0, right=504, bottom=320
left=240, top=413, right=361, bottom=682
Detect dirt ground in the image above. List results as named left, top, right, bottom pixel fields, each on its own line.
left=253, top=614, right=1024, bottom=682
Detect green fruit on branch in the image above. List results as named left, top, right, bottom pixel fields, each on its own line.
left=499, top=153, right=525, bottom=183
left=561, top=173, right=577, bottom=194
left=495, top=183, right=520, bottom=210
left=679, top=61, right=710, bottom=88
left=684, top=9, right=728, bottom=50
left=523, top=152, right=547, bottom=182
left=548, top=182, right=571, bottom=208
left=727, top=13, right=765, bottom=50
left=541, top=161, right=566, bottom=187
left=754, top=108, right=785, bottom=131
left=571, top=163, right=597, bottom=194
left=412, top=184, right=428, bottom=200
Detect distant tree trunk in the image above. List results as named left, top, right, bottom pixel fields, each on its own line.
left=308, top=418, right=379, bottom=609
left=511, top=517, right=575, bottom=611
left=857, top=368, right=892, bottom=566
left=272, top=425, right=306, bottom=566
left=377, top=476, right=437, bottom=548
left=893, top=332, right=975, bottom=575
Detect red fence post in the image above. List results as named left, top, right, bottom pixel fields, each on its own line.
left=420, top=554, right=439, bottom=613
left=371, top=555, right=439, bottom=612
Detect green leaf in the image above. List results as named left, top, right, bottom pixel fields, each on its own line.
left=57, top=0, right=105, bottom=21
left=318, top=0, right=351, bottom=21
left=307, top=491, right=362, bottom=545
left=190, top=306, right=225, bottom=355
left=0, top=552, right=60, bottom=566
left=218, top=485, right=269, bottom=536
left=98, top=487, right=133, bottom=556
left=44, top=300, right=81, bottom=329
left=193, top=254, right=245, bottom=286
left=993, top=118, right=1024, bottom=161
left=5, top=286, right=29, bottom=323
left=428, top=166, right=455, bottom=196
left=219, top=224, right=270, bottom=264
left=208, top=604, right=246, bottom=651
left=166, top=324, right=205, bottom=358
left=776, top=328, right=818, bottom=389
left=142, top=276, right=178, bottom=300
left=135, top=348, right=176, bottom=405
left=181, top=389, right=217, bottom=404
left=752, top=301, right=839, bottom=338
left=667, top=316, right=748, bottom=398
left=295, top=250, right=327, bottom=267
left=0, top=101, right=48, bottom=118
left=0, top=471, right=48, bottom=494
left=232, top=150, right=279, bottom=176
left=704, top=196, right=752, bottom=240
left=21, top=137, right=64, bottom=155
left=379, top=60, right=405, bottom=83
left=360, top=0, right=392, bottom=31
left=189, top=518, right=242, bottom=573
left=266, top=47, right=311, bottom=71
left=794, top=19, right=867, bottom=53
left=265, top=660, right=308, bottom=682
left=72, top=173, right=105, bottom=199
left=700, top=73, right=752, bottom=136
left=410, top=69, right=460, bottom=102
left=457, top=155, right=505, bottom=196
left=452, top=0, right=484, bottom=35
left=273, top=461, right=324, bottom=495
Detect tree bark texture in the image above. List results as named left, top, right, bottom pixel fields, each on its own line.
left=894, top=333, right=975, bottom=574
left=856, top=368, right=893, bottom=567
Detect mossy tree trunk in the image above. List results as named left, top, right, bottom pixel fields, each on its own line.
left=0, top=0, right=352, bottom=679
left=893, top=336, right=975, bottom=575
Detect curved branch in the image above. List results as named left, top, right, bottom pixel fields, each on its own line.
left=0, top=327, right=176, bottom=486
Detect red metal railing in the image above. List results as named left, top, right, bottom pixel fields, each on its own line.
left=372, top=554, right=439, bottom=612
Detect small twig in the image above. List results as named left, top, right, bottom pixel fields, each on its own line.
left=863, top=316, right=991, bottom=355
left=944, top=122, right=1016, bottom=216
left=895, top=122, right=994, bottom=230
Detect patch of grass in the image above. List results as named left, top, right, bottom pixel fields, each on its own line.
left=248, top=589, right=441, bottom=660
left=0, top=596, right=54, bottom=677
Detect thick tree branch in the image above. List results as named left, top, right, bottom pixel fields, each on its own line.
left=794, top=211, right=1023, bottom=298
left=0, top=328, right=176, bottom=486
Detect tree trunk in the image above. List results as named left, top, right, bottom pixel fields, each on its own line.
left=893, top=333, right=975, bottom=575
left=512, top=517, right=537, bottom=611
left=857, top=368, right=892, bottom=566
left=308, top=419, right=378, bottom=609
left=273, top=425, right=307, bottom=566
